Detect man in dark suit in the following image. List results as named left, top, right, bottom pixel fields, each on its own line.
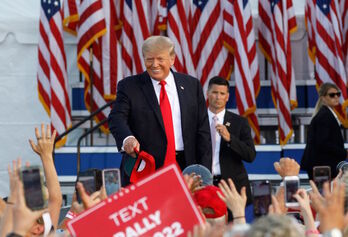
left=108, top=36, right=212, bottom=186
left=207, top=76, right=256, bottom=210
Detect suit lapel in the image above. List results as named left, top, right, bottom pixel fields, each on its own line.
left=140, top=72, right=165, bottom=130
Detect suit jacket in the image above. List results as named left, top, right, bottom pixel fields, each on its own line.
left=301, top=105, right=346, bottom=179
left=219, top=111, right=256, bottom=205
left=108, top=70, right=212, bottom=184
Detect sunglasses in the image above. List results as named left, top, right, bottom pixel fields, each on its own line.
left=327, top=92, right=341, bottom=98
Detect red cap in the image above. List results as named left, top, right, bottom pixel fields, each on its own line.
left=130, top=149, right=156, bottom=183
left=193, top=185, right=227, bottom=218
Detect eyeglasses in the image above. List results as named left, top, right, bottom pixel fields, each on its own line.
left=327, top=92, right=341, bottom=98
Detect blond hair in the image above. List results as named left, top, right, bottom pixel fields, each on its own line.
left=312, top=82, right=340, bottom=118
left=142, top=36, right=175, bottom=56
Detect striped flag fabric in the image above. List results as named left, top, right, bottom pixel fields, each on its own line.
left=190, top=0, right=233, bottom=95
left=340, top=0, right=348, bottom=73
left=63, top=0, right=79, bottom=35
left=258, top=0, right=298, bottom=145
left=223, top=0, right=260, bottom=144
left=100, top=0, right=122, bottom=101
left=120, top=0, right=152, bottom=77
left=76, top=0, right=110, bottom=132
left=167, top=0, right=196, bottom=76
left=37, top=0, right=72, bottom=147
left=305, top=0, right=348, bottom=126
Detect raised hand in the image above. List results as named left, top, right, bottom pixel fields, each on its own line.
left=274, top=157, right=300, bottom=178
left=29, top=124, right=56, bottom=158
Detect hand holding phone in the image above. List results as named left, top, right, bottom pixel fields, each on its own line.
left=102, top=169, right=121, bottom=196
left=313, top=166, right=331, bottom=194
left=20, top=166, right=47, bottom=210
left=252, top=180, right=272, bottom=217
left=284, top=176, right=299, bottom=207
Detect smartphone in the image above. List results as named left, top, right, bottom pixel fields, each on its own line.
left=313, top=166, right=331, bottom=194
left=102, top=169, right=121, bottom=196
left=76, top=169, right=102, bottom=202
left=252, top=180, right=272, bottom=217
left=284, top=176, right=299, bottom=207
left=20, top=166, right=47, bottom=210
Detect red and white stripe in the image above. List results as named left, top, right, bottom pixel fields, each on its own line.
left=77, top=0, right=111, bottom=131
left=63, top=0, right=79, bottom=34
left=340, top=0, right=348, bottom=74
left=120, top=0, right=151, bottom=77
left=190, top=0, right=233, bottom=95
left=100, top=0, right=122, bottom=100
left=258, top=0, right=298, bottom=145
left=37, top=2, right=71, bottom=147
left=306, top=0, right=348, bottom=125
left=167, top=0, right=196, bottom=76
left=223, top=0, right=260, bottom=144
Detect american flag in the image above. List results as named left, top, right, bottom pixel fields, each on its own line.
left=258, top=0, right=298, bottom=145
left=340, top=0, right=348, bottom=74
left=76, top=0, right=111, bottom=132
left=223, top=0, right=260, bottom=144
left=120, top=0, right=152, bottom=77
left=63, top=0, right=79, bottom=35
left=100, top=0, right=122, bottom=100
left=167, top=0, right=196, bottom=76
left=190, top=0, right=233, bottom=95
left=37, top=0, right=72, bottom=147
left=305, top=0, right=348, bottom=126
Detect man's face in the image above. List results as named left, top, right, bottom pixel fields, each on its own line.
left=207, top=84, right=229, bottom=112
left=143, top=49, right=175, bottom=81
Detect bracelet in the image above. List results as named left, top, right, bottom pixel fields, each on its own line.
left=6, top=201, right=15, bottom=205
left=65, top=211, right=77, bottom=220
left=233, top=216, right=245, bottom=219
left=306, top=229, right=320, bottom=235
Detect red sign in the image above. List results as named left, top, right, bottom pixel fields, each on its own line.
left=67, top=164, right=204, bottom=237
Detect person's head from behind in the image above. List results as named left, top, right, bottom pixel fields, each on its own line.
left=246, top=215, right=304, bottom=237
left=193, top=185, right=227, bottom=225
left=207, top=76, right=230, bottom=114
left=318, top=82, right=341, bottom=109
left=142, top=36, right=175, bottom=81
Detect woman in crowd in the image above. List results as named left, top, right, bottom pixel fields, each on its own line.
left=301, top=82, right=347, bottom=179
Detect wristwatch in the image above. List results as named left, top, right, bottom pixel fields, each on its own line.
left=323, top=228, right=342, bottom=237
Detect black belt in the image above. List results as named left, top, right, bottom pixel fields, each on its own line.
left=175, top=151, right=184, bottom=156
left=213, top=175, right=222, bottom=186
left=175, top=151, right=185, bottom=171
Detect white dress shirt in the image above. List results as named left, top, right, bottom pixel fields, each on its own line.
left=151, top=72, right=184, bottom=151
left=208, top=108, right=226, bottom=175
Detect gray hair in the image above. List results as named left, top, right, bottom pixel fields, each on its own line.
left=246, top=215, right=304, bottom=237
left=142, top=36, right=175, bottom=56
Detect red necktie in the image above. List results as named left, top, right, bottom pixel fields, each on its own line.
left=159, top=81, right=176, bottom=166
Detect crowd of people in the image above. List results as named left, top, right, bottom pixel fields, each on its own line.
left=0, top=128, right=348, bottom=237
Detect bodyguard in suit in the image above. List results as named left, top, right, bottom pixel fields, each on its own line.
left=301, top=82, right=347, bottom=179
left=207, top=76, right=256, bottom=208
left=108, top=36, right=212, bottom=186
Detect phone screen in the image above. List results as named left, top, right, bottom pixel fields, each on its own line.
left=313, top=166, right=331, bottom=194
left=79, top=176, right=96, bottom=195
left=285, top=179, right=299, bottom=203
left=22, top=168, right=45, bottom=210
left=103, top=169, right=121, bottom=196
left=252, top=181, right=272, bottom=217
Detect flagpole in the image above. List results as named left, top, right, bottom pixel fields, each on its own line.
left=89, top=47, right=94, bottom=146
